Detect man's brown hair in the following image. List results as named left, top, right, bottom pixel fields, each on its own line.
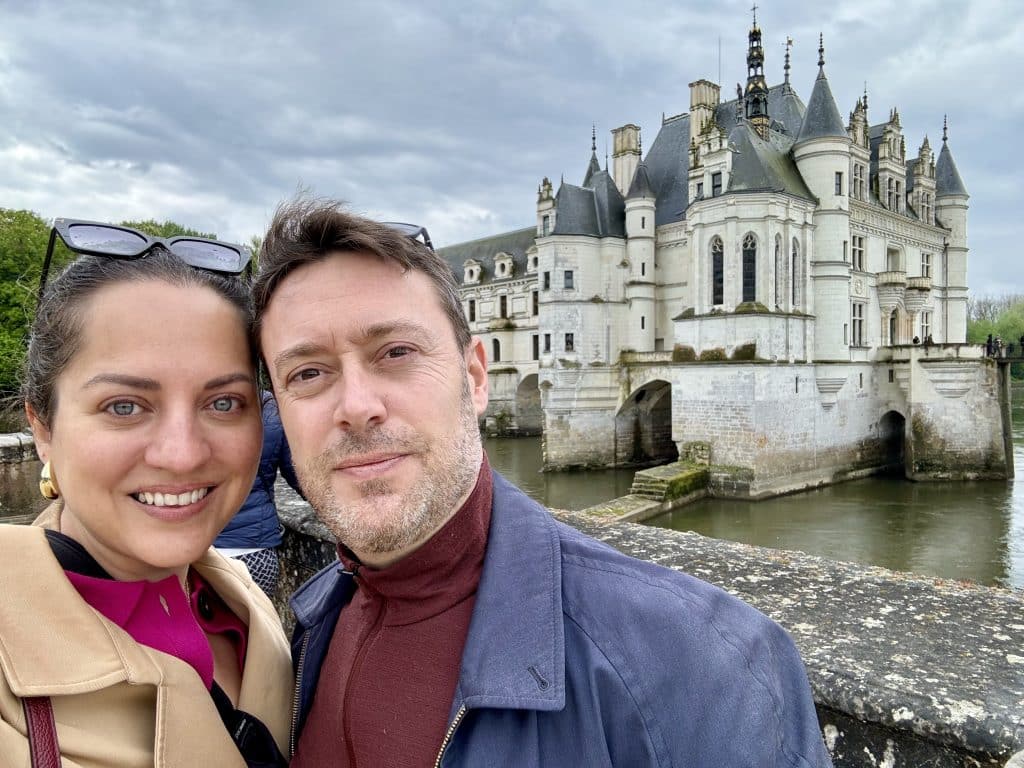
left=252, top=197, right=470, bottom=350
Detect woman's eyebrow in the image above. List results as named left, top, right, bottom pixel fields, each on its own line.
left=82, top=373, right=159, bottom=390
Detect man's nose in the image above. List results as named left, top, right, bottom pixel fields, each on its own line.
left=331, top=366, right=387, bottom=432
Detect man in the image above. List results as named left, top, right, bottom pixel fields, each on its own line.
left=254, top=198, right=833, bottom=767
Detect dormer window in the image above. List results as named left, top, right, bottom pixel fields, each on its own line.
left=463, top=259, right=481, bottom=284
left=494, top=252, right=514, bottom=280
left=525, top=248, right=538, bottom=274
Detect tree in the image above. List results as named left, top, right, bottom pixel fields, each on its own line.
left=119, top=219, right=217, bottom=240
left=0, top=211, right=221, bottom=396
left=0, top=209, right=63, bottom=394
left=967, top=297, right=1024, bottom=378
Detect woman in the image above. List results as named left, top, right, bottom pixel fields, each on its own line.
left=0, top=226, right=292, bottom=767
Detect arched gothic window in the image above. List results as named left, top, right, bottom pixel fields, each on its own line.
left=711, top=237, right=724, bottom=305
left=742, top=233, right=756, bottom=303
left=774, top=234, right=783, bottom=309
left=492, top=338, right=501, bottom=362
left=791, top=238, right=802, bottom=309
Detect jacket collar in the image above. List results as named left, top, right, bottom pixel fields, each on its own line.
left=288, top=470, right=567, bottom=714
left=0, top=523, right=140, bottom=696
left=453, top=471, right=565, bottom=713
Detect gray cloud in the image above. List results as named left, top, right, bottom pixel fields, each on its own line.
left=0, top=0, right=1016, bottom=294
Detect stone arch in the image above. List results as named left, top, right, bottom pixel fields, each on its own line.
left=515, top=373, right=542, bottom=435
left=878, top=410, right=906, bottom=472
left=742, top=232, right=757, bottom=303
left=614, top=379, right=678, bottom=466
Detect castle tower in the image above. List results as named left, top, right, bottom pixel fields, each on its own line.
left=793, top=35, right=852, bottom=360
left=689, top=79, right=721, bottom=138
left=744, top=11, right=770, bottom=140
left=875, top=108, right=907, bottom=213
left=536, top=176, right=555, bottom=237
left=625, top=150, right=657, bottom=352
left=910, top=136, right=936, bottom=225
left=846, top=87, right=872, bottom=206
left=934, top=117, right=970, bottom=343
left=611, top=124, right=641, bottom=197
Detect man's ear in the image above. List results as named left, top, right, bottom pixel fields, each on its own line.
left=465, top=337, right=489, bottom=417
left=25, top=403, right=51, bottom=463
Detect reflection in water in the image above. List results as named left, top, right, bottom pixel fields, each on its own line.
left=650, top=394, right=1024, bottom=590
left=483, top=436, right=635, bottom=511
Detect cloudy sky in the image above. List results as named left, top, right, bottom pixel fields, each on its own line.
left=0, top=0, right=1016, bottom=294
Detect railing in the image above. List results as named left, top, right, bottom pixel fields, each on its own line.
left=907, top=275, right=932, bottom=291
left=876, top=270, right=907, bottom=287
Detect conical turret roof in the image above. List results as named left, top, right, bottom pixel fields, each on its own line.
left=796, top=38, right=846, bottom=143
left=627, top=161, right=655, bottom=199
left=936, top=138, right=968, bottom=197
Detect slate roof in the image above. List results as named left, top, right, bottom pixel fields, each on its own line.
left=437, top=227, right=537, bottom=286
left=638, top=83, right=810, bottom=226
left=627, top=160, right=655, bottom=199
left=935, top=141, right=968, bottom=197
left=552, top=167, right=625, bottom=237
left=726, top=123, right=815, bottom=200
left=582, top=152, right=602, bottom=187
left=796, top=70, right=847, bottom=143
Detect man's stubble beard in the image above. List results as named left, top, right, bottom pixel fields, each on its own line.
left=296, top=379, right=482, bottom=557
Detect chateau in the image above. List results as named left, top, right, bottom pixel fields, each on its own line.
left=439, top=18, right=1009, bottom=495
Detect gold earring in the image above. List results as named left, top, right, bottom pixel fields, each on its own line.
left=39, top=461, right=60, bottom=500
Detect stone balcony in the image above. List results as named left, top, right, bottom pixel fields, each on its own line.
left=876, top=270, right=907, bottom=287
left=908, top=275, right=932, bottom=291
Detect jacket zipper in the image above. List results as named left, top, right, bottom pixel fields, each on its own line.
left=289, top=630, right=311, bottom=758
left=433, top=705, right=467, bottom=768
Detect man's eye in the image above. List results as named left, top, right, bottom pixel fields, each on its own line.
left=385, top=346, right=413, bottom=359
left=289, top=368, right=321, bottom=385
left=108, top=401, right=139, bottom=417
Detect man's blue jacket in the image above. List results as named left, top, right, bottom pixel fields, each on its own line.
left=289, top=471, right=833, bottom=767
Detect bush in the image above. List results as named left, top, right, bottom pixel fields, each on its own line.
left=731, top=342, right=757, bottom=361
left=672, top=344, right=697, bottom=362
left=699, top=347, right=727, bottom=361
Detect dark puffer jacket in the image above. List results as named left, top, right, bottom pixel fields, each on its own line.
left=215, top=392, right=300, bottom=550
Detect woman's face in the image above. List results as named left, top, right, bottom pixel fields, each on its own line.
left=28, top=279, right=261, bottom=582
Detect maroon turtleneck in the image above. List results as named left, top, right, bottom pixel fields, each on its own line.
left=292, top=454, right=492, bottom=768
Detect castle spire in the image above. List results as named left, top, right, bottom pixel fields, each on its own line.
left=744, top=12, right=770, bottom=139
left=783, top=37, right=793, bottom=89
left=591, top=124, right=597, bottom=153
left=943, top=114, right=948, bottom=144
left=817, top=33, right=825, bottom=73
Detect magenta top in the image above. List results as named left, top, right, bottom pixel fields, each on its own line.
left=66, top=568, right=248, bottom=689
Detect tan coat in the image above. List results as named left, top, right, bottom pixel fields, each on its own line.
left=0, top=509, right=293, bottom=768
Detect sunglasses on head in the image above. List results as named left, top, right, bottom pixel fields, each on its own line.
left=382, top=221, right=434, bottom=251
left=37, top=218, right=252, bottom=302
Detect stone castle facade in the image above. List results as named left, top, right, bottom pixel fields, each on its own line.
left=439, top=20, right=1009, bottom=495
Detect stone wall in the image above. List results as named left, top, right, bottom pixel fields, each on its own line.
left=274, top=485, right=1024, bottom=767
left=0, top=432, right=35, bottom=463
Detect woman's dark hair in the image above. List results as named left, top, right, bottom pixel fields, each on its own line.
left=22, top=248, right=255, bottom=428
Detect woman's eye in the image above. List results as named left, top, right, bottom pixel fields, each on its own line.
left=211, top=396, right=238, bottom=413
left=108, top=401, right=139, bottom=417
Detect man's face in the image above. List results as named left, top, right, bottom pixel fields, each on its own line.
left=260, top=252, right=488, bottom=566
